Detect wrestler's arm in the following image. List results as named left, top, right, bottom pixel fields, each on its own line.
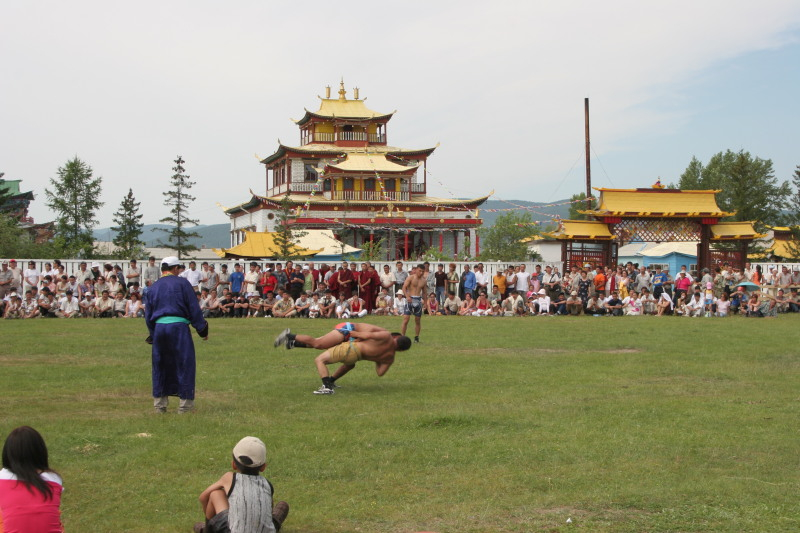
left=353, top=323, right=388, bottom=334
left=349, top=330, right=392, bottom=341
left=375, top=359, right=394, bottom=376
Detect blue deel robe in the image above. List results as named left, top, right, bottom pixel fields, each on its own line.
left=145, top=274, right=208, bottom=400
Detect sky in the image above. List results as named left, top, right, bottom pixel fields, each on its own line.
left=2, top=1, right=800, bottom=229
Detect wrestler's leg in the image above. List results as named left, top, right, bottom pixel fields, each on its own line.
left=294, top=330, right=344, bottom=349
left=315, top=350, right=333, bottom=378
left=414, top=315, right=421, bottom=336
left=331, top=363, right=356, bottom=381
left=400, top=314, right=410, bottom=336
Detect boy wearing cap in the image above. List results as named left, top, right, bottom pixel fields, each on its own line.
left=195, top=436, right=289, bottom=533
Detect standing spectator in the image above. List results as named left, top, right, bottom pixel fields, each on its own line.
left=145, top=256, right=209, bottom=414
left=288, top=265, right=305, bottom=300
left=514, top=265, right=531, bottom=296
left=273, top=263, right=288, bottom=293
left=181, top=262, right=203, bottom=294
left=23, top=260, right=40, bottom=293
left=461, top=264, right=476, bottom=299
left=205, top=265, right=219, bottom=295
left=542, top=265, right=561, bottom=301
left=379, top=264, right=396, bottom=294
left=7, top=259, right=22, bottom=293
left=126, top=259, right=141, bottom=289
left=446, top=263, right=460, bottom=298
left=651, top=265, right=667, bottom=299
left=0, top=260, right=13, bottom=300
left=216, top=264, right=230, bottom=296
left=338, top=262, right=355, bottom=299
left=142, top=257, right=160, bottom=287
left=492, top=267, right=507, bottom=299
left=243, top=262, right=260, bottom=297
left=0, top=426, right=64, bottom=533
left=474, top=263, right=489, bottom=296
left=433, top=264, right=447, bottom=305
left=260, top=267, right=277, bottom=297
left=229, top=263, right=245, bottom=297
left=393, top=261, right=408, bottom=296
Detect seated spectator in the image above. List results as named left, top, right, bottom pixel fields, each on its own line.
left=0, top=426, right=64, bottom=533
left=344, top=294, right=367, bottom=319
left=488, top=285, right=503, bottom=308
left=194, top=436, right=288, bottom=533
left=38, top=289, right=58, bottom=318
left=373, top=289, right=393, bottom=316
left=79, top=292, right=96, bottom=318
left=334, top=294, right=351, bottom=318
left=21, top=291, right=40, bottom=319
left=247, top=295, right=263, bottom=318
left=605, top=291, right=624, bottom=316
left=56, top=290, right=81, bottom=318
left=95, top=290, right=114, bottom=318
left=585, top=294, right=605, bottom=316
left=272, top=292, right=296, bottom=318
left=774, top=289, right=790, bottom=313
left=112, top=292, right=127, bottom=318
left=534, top=289, right=551, bottom=315
left=308, top=293, right=321, bottom=318
left=294, top=293, right=311, bottom=318
left=655, top=292, right=673, bottom=316
left=425, top=293, right=441, bottom=316
left=318, top=290, right=335, bottom=318
left=3, top=293, right=21, bottom=319
left=715, top=292, right=731, bottom=317
left=639, top=288, right=656, bottom=315
left=622, top=290, right=641, bottom=315
left=106, top=275, right=124, bottom=298
left=730, top=287, right=747, bottom=315
left=472, top=293, right=490, bottom=316
left=125, top=292, right=145, bottom=318
left=684, top=292, right=705, bottom=317
left=503, top=290, right=526, bottom=317
left=458, top=293, right=476, bottom=316
left=218, top=289, right=235, bottom=318
left=442, top=291, right=461, bottom=316
left=565, top=291, right=583, bottom=316
left=232, top=295, right=249, bottom=318
left=393, top=290, right=408, bottom=316
left=673, top=293, right=689, bottom=316
left=261, top=291, right=277, bottom=317
left=552, top=292, right=567, bottom=315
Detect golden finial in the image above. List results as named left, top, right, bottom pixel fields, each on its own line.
left=338, top=78, right=346, bottom=100
left=325, top=85, right=331, bottom=99
left=353, top=87, right=360, bottom=100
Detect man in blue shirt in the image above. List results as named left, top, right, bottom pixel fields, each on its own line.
left=462, top=265, right=476, bottom=299
left=229, top=263, right=245, bottom=297
left=651, top=265, right=668, bottom=299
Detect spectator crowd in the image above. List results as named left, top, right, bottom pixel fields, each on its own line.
left=2, top=257, right=799, bottom=320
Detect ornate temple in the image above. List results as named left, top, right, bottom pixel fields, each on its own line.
left=549, top=187, right=763, bottom=271
left=225, top=81, right=490, bottom=260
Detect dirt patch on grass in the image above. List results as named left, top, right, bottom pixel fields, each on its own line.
left=603, top=348, right=641, bottom=353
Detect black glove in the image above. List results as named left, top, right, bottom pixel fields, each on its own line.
left=145, top=335, right=153, bottom=345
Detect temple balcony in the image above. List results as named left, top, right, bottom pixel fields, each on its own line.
left=330, top=190, right=409, bottom=202
left=307, top=132, right=386, bottom=144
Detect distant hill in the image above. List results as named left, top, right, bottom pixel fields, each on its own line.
left=93, top=224, right=230, bottom=249
left=478, top=199, right=571, bottom=227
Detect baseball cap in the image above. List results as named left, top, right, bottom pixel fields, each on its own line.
left=233, top=436, right=266, bottom=468
left=8, top=259, right=16, bottom=263
left=162, top=256, right=181, bottom=267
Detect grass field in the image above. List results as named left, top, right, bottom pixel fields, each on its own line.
left=2, top=314, right=800, bottom=532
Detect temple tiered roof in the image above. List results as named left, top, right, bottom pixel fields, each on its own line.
left=582, top=188, right=733, bottom=218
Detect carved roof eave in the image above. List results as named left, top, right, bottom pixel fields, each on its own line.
left=260, top=143, right=438, bottom=165
left=230, top=191, right=492, bottom=210
left=579, top=210, right=736, bottom=218
left=293, top=109, right=396, bottom=126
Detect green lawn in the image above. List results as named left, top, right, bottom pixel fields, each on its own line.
left=2, top=315, right=799, bottom=532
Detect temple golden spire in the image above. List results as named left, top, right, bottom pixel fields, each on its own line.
left=338, top=78, right=346, bottom=100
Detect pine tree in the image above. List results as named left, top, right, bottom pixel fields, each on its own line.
left=155, top=156, right=201, bottom=259
left=478, top=211, right=539, bottom=261
left=111, top=188, right=146, bottom=259
left=272, top=195, right=308, bottom=260
left=567, top=192, right=598, bottom=220
left=45, top=157, right=103, bottom=257
left=785, top=165, right=800, bottom=259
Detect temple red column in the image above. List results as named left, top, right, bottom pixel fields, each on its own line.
left=404, top=232, right=409, bottom=260
left=439, top=231, right=443, bottom=253
left=369, top=231, right=374, bottom=243
left=475, top=230, right=480, bottom=257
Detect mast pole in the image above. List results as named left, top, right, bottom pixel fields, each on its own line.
left=584, top=97, right=592, bottom=209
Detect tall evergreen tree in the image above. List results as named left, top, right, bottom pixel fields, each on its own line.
left=677, top=150, right=790, bottom=230
left=272, top=195, right=308, bottom=260
left=111, top=188, right=146, bottom=259
left=156, top=156, right=201, bottom=259
left=45, top=157, right=103, bottom=257
left=785, top=165, right=800, bottom=259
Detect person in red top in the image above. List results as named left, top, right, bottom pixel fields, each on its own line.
left=0, top=426, right=64, bottom=533
left=260, top=268, right=277, bottom=297
left=327, top=267, right=340, bottom=298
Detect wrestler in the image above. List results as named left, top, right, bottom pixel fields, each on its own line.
left=400, top=264, right=427, bottom=343
left=273, top=323, right=411, bottom=395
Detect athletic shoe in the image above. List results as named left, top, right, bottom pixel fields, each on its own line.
left=272, top=501, right=290, bottom=525
left=414, top=336, right=419, bottom=343
left=274, top=328, right=291, bottom=348
left=193, top=522, right=205, bottom=533
left=313, top=385, right=335, bottom=395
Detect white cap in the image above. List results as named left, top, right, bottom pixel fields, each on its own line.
left=395, top=289, right=404, bottom=296
left=232, top=436, right=266, bottom=468
left=538, top=289, right=546, bottom=295
left=91, top=262, right=101, bottom=268
left=161, top=256, right=181, bottom=267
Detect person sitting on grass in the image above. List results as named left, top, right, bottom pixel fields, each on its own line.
left=565, top=291, right=583, bottom=315
left=373, top=288, right=393, bottom=316
left=605, top=291, right=624, bottom=316
left=585, top=294, right=604, bottom=316
left=272, top=290, right=296, bottom=319
left=715, top=292, right=731, bottom=317
left=195, top=436, right=289, bottom=533
left=0, top=426, right=64, bottom=533
left=124, top=292, right=145, bottom=318
left=472, top=292, right=490, bottom=316
left=112, top=291, right=127, bottom=318
left=655, top=292, right=673, bottom=316
left=442, top=291, right=461, bottom=316
left=458, top=293, right=476, bottom=316
left=425, top=292, right=441, bottom=316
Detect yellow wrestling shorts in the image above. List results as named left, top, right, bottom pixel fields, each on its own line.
left=328, top=340, right=362, bottom=365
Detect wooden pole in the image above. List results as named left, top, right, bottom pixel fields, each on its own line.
left=585, top=98, right=592, bottom=209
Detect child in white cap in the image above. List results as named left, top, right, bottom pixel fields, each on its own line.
left=195, top=436, right=289, bottom=533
